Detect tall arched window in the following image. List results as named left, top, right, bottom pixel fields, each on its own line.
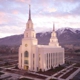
left=27, top=26, right=29, bottom=29
left=26, top=33, right=28, bottom=37
left=24, top=51, right=28, bottom=57
left=21, top=53, right=22, bottom=67
left=47, top=53, right=48, bottom=69
left=33, top=33, right=35, bottom=38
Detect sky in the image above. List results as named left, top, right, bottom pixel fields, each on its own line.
left=0, top=0, right=80, bottom=38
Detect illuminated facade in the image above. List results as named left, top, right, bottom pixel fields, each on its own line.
left=18, top=5, right=65, bottom=71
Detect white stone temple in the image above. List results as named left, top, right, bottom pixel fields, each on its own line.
left=18, top=5, right=65, bottom=72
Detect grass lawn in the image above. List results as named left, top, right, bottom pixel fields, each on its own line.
left=0, top=72, right=4, bottom=75
left=38, top=66, right=65, bottom=76
left=50, top=79, right=58, bottom=80
left=0, top=68, right=3, bottom=71
left=74, top=63, right=80, bottom=67
left=19, top=78, right=33, bottom=80
left=61, top=68, right=78, bottom=79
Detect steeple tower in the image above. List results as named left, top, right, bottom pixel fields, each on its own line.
left=26, top=4, right=33, bottom=30
left=28, top=4, right=31, bottom=21
left=49, top=23, right=60, bottom=47
left=53, top=23, right=55, bottom=31
left=23, top=5, right=38, bottom=45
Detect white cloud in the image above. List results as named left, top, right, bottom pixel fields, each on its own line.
left=0, top=26, right=25, bottom=38
left=0, top=0, right=80, bottom=38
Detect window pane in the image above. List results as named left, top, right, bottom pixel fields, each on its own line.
left=24, top=51, right=28, bottom=57
left=24, top=60, right=28, bottom=64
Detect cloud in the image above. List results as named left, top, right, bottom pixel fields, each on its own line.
left=12, top=10, right=19, bottom=14
left=0, top=0, right=80, bottom=38
left=54, top=0, right=80, bottom=3
left=0, top=11, right=8, bottom=24
left=0, top=25, right=25, bottom=38
left=0, top=11, right=5, bottom=16
left=45, top=7, right=57, bottom=13
left=70, top=3, right=80, bottom=16
left=14, top=0, right=31, bottom=4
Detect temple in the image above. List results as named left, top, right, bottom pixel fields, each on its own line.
left=18, top=5, right=65, bottom=71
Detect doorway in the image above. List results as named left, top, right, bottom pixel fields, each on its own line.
left=24, top=65, right=29, bottom=70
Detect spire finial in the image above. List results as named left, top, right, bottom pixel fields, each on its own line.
left=53, top=23, right=55, bottom=31
left=28, top=4, right=31, bottom=20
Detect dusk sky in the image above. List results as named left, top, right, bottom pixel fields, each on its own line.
left=0, top=0, right=80, bottom=38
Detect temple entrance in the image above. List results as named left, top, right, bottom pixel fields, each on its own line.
left=24, top=65, right=29, bottom=70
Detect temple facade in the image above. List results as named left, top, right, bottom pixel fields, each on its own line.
left=18, top=5, right=65, bottom=72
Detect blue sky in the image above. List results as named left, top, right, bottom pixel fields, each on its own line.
left=0, top=0, right=80, bottom=38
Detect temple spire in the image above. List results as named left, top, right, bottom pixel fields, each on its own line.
left=53, top=23, right=55, bottom=31
left=28, top=4, right=31, bottom=20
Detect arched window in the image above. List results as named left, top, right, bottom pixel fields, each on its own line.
left=21, top=53, right=22, bottom=67
left=26, top=33, right=28, bottom=37
left=24, top=51, right=28, bottom=57
left=24, top=60, right=28, bottom=64
left=33, top=33, right=35, bottom=38
left=47, top=53, right=48, bottom=69
left=33, top=34, right=34, bottom=37
left=27, top=26, right=29, bottom=29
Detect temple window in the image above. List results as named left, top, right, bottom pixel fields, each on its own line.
left=24, top=51, right=28, bottom=57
